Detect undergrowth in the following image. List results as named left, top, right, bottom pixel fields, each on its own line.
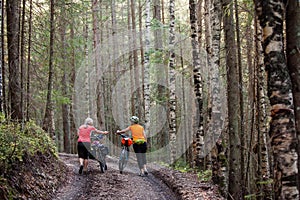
left=168, top=158, right=213, bottom=182
left=0, top=114, right=58, bottom=199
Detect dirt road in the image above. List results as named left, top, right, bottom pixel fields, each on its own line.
left=54, top=154, right=179, bottom=200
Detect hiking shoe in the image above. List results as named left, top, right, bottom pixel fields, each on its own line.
left=139, top=172, right=145, bottom=177
left=144, top=170, right=148, bottom=176
left=79, top=165, right=83, bottom=174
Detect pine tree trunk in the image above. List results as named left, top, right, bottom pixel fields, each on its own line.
left=20, top=0, right=26, bottom=122
left=60, top=0, right=70, bottom=153
left=130, top=0, right=141, bottom=118
left=91, top=0, right=103, bottom=128
left=234, top=0, right=245, bottom=191
left=6, top=0, right=22, bottom=120
left=69, top=1, right=77, bottom=153
left=43, top=0, right=55, bottom=136
left=0, top=0, right=3, bottom=113
left=221, top=0, right=243, bottom=198
left=244, top=3, right=256, bottom=195
left=258, top=0, right=299, bottom=199
left=26, top=0, right=33, bottom=121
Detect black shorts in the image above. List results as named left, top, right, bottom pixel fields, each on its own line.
left=77, top=142, right=91, bottom=159
left=133, top=142, right=147, bottom=153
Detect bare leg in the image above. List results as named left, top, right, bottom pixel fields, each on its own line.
left=83, top=159, right=88, bottom=171
left=79, top=158, right=84, bottom=166
left=78, top=158, right=84, bottom=174
left=143, top=164, right=148, bottom=175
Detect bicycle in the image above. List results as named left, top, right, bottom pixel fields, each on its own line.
left=118, top=133, right=133, bottom=174
left=90, top=131, right=109, bottom=173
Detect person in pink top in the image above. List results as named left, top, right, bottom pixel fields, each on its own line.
left=77, top=117, right=108, bottom=174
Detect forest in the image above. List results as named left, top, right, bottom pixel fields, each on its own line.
left=0, top=0, right=300, bottom=199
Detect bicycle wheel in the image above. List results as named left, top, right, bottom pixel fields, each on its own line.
left=119, top=148, right=128, bottom=174
left=96, top=149, right=106, bottom=173
left=99, top=162, right=105, bottom=173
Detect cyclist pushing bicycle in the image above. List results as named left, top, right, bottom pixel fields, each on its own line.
left=117, top=116, right=148, bottom=176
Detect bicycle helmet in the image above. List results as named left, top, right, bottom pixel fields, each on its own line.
left=130, top=116, right=139, bottom=123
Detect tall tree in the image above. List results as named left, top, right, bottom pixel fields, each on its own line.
left=0, top=0, right=3, bottom=113
left=6, top=0, right=22, bottom=120
left=130, top=0, right=141, bottom=117
left=258, top=0, right=299, bottom=198
left=286, top=0, right=300, bottom=194
left=20, top=0, right=26, bottom=122
left=189, top=0, right=204, bottom=170
left=42, top=0, right=55, bottom=136
left=59, top=0, right=71, bottom=153
left=168, top=0, right=176, bottom=164
left=221, top=0, right=243, bottom=198
left=234, top=0, right=245, bottom=190
left=26, top=0, right=33, bottom=121
left=91, top=0, right=103, bottom=128
left=210, top=0, right=227, bottom=196
left=144, top=0, right=151, bottom=134
left=69, top=0, right=79, bottom=153
left=254, top=1, right=272, bottom=199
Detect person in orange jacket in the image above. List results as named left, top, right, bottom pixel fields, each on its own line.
left=117, top=116, right=148, bottom=176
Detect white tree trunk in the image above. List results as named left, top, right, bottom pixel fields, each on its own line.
left=169, top=0, right=176, bottom=165
left=144, top=0, right=151, bottom=133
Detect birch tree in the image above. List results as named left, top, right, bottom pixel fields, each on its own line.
left=258, top=0, right=299, bottom=198
left=210, top=0, right=227, bottom=196
left=286, top=0, right=300, bottom=193
left=169, top=0, right=176, bottom=165
left=144, top=0, right=151, bottom=134
left=189, top=0, right=204, bottom=170
left=254, top=1, right=272, bottom=198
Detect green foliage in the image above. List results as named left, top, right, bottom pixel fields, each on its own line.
left=151, top=19, right=164, bottom=30
left=0, top=115, right=59, bottom=199
left=0, top=117, right=57, bottom=174
left=244, top=193, right=258, bottom=199
left=197, top=170, right=212, bottom=182
left=173, top=159, right=192, bottom=173
left=257, top=179, right=273, bottom=185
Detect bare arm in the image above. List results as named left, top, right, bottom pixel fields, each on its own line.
left=143, top=130, right=147, bottom=142
left=95, top=129, right=109, bottom=134
left=117, top=127, right=130, bottom=134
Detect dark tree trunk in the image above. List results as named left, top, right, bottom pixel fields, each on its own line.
left=6, top=0, right=22, bottom=120
left=42, top=0, right=55, bottom=137
left=221, top=0, right=243, bottom=198
left=59, top=0, right=70, bottom=153
left=20, top=0, right=26, bottom=122
left=286, top=0, right=300, bottom=194
left=0, top=0, right=3, bottom=113
left=26, top=0, right=32, bottom=121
